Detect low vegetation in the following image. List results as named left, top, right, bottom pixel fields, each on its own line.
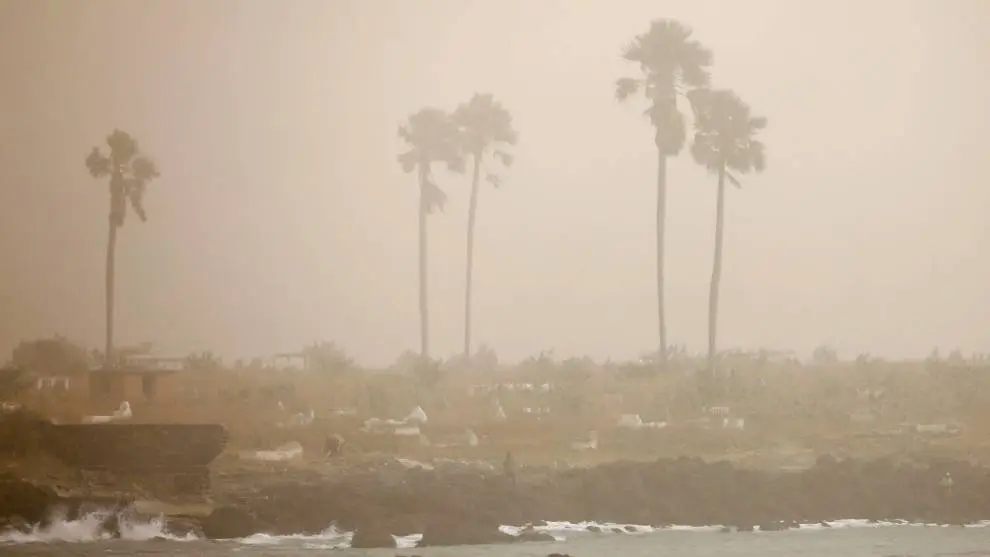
left=5, top=336, right=990, bottom=469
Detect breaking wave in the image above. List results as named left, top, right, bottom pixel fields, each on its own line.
left=3, top=513, right=987, bottom=545
left=231, top=518, right=990, bottom=547
left=0, top=507, right=196, bottom=544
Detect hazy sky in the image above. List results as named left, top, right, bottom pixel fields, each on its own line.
left=2, top=0, right=988, bottom=365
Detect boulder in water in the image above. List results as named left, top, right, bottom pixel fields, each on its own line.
left=99, top=511, right=122, bottom=539
left=419, top=515, right=515, bottom=547
left=202, top=506, right=262, bottom=539
left=350, top=522, right=396, bottom=548
left=164, top=517, right=204, bottom=538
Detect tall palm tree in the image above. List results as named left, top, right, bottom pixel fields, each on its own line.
left=689, top=88, right=767, bottom=377
left=452, top=93, right=517, bottom=359
left=615, top=19, right=713, bottom=369
left=398, top=108, right=464, bottom=359
left=85, top=130, right=160, bottom=369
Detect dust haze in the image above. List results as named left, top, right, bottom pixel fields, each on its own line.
left=2, top=0, right=989, bottom=365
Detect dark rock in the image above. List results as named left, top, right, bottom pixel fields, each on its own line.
left=0, top=514, right=30, bottom=534
left=0, top=474, right=58, bottom=524
left=202, top=506, right=262, bottom=539
left=165, top=517, right=203, bottom=538
left=515, top=526, right=556, bottom=542
left=350, top=523, right=396, bottom=548
left=419, top=515, right=515, bottom=547
left=99, top=512, right=122, bottom=539
left=227, top=454, right=990, bottom=545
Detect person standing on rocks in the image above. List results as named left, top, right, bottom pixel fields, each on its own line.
left=504, top=450, right=517, bottom=486
left=940, top=471, right=954, bottom=502
left=324, top=433, right=345, bottom=458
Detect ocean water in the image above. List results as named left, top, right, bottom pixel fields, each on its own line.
left=4, top=514, right=990, bottom=557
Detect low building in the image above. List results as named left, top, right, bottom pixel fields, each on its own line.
left=86, top=365, right=182, bottom=403
left=12, top=357, right=186, bottom=420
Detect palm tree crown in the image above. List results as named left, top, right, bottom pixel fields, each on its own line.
left=85, top=129, right=160, bottom=226
left=689, top=89, right=767, bottom=180
left=452, top=93, right=517, bottom=185
left=615, top=19, right=713, bottom=153
left=397, top=108, right=464, bottom=212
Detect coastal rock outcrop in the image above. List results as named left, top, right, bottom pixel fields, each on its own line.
left=350, top=522, right=396, bottom=548
left=225, top=455, right=990, bottom=542
left=201, top=506, right=264, bottom=540
left=0, top=474, right=59, bottom=525
left=6, top=454, right=990, bottom=545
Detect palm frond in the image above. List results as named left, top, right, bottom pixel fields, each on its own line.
left=452, top=93, right=517, bottom=169
left=615, top=77, right=641, bottom=101
left=422, top=177, right=447, bottom=214
left=677, top=43, right=713, bottom=89
left=106, top=129, right=138, bottom=167
left=686, top=87, right=712, bottom=118
left=689, top=88, right=768, bottom=178
left=749, top=115, right=769, bottom=132
left=486, top=173, right=502, bottom=188
left=126, top=179, right=148, bottom=222
left=689, top=133, right=718, bottom=172
left=493, top=150, right=514, bottom=167
left=398, top=150, right=418, bottom=173
left=619, top=18, right=713, bottom=151
left=750, top=141, right=767, bottom=173
left=400, top=107, right=464, bottom=173
left=131, top=156, right=160, bottom=182
left=85, top=148, right=111, bottom=178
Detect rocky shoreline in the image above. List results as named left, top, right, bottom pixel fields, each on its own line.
left=4, top=454, right=990, bottom=546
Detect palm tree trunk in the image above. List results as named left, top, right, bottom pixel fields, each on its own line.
left=104, top=214, right=117, bottom=370
left=655, top=151, right=668, bottom=369
left=707, top=163, right=727, bottom=378
left=418, top=166, right=430, bottom=359
left=463, top=154, right=482, bottom=359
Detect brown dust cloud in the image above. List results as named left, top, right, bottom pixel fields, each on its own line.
left=1, top=0, right=989, bottom=366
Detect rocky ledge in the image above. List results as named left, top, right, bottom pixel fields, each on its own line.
left=202, top=454, right=990, bottom=545
left=0, top=472, right=172, bottom=538
left=4, top=455, right=990, bottom=546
